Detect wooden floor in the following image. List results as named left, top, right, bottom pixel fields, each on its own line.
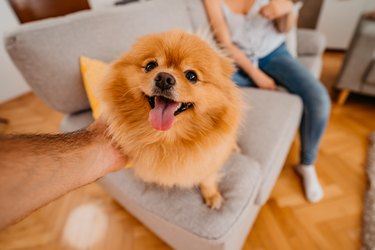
left=0, top=51, right=375, bottom=249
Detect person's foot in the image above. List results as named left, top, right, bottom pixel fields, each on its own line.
left=295, top=164, right=324, bottom=203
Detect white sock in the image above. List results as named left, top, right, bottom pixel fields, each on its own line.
left=295, top=164, right=324, bottom=203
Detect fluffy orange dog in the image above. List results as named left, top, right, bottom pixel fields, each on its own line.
left=101, top=30, right=242, bottom=209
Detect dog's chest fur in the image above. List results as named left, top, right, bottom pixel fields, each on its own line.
left=124, top=132, right=236, bottom=188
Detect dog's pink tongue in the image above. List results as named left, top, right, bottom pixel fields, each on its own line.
left=149, top=97, right=179, bottom=131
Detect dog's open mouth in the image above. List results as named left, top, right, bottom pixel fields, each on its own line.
left=146, top=95, right=193, bottom=131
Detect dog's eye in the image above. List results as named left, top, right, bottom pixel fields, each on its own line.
left=145, top=61, right=158, bottom=72
left=185, top=70, right=198, bottom=83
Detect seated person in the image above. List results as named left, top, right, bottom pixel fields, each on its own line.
left=204, top=0, right=331, bottom=203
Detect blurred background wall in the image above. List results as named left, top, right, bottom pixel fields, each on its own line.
left=0, top=1, right=29, bottom=103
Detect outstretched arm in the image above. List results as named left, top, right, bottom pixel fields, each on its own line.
left=0, top=121, right=127, bottom=229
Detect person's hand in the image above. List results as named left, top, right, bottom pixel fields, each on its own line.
left=259, top=0, right=293, bottom=20
left=0, top=117, right=128, bottom=229
left=86, top=118, right=128, bottom=177
left=250, top=68, right=277, bottom=91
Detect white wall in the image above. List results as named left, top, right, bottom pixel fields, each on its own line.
left=88, top=0, right=116, bottom=9
left=316, top=0, right=367, bottom=50
left=364, top=0, right=375, bottom=10
left=0, top=1, right=30, bottom=104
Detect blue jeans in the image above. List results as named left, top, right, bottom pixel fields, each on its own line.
left=233, top=43, right=331, bottom=165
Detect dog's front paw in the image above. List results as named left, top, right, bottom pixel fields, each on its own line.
left=204, top=192, right=223, bottom=210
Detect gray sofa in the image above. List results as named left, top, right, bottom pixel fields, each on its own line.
left=336, top=16, right=375, bottom=105
left=4, top=0, right=325, bottom=249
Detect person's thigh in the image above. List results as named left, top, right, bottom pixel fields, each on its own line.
left=260, top=54, right=329, bottom=106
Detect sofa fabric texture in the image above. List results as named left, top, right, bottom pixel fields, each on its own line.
left=238, top=89, right=302, bottom=204
left=99, top=153, right=262, bottom=240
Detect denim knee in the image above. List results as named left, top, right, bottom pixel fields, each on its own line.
left=313, top=85, right=331, bottom=121
left=304, top=82, right=331, bottom=121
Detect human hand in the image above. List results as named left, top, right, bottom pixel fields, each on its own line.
left=250, top=68, right=277, bottom=90
left=86, top=118, right=128, bottom=177
left=259, top=0, right=293, bottom=20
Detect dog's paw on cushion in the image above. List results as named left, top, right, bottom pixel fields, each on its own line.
left=80, top=56, right=109, bottom=119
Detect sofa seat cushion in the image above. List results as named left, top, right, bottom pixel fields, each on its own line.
left=98, top=153, right=262, bottom=240
left=238, top=88, right=302, bottom=205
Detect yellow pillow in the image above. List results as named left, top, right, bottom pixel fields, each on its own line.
left=80, top=56, right=133, bottom=168
left=80, top=56, right=109, bottom=119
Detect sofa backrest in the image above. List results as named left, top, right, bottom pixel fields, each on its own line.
left=5, top=0, right=210, bottom=114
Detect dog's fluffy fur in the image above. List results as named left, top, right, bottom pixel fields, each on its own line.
left=101, top=30, right=242, bottom=209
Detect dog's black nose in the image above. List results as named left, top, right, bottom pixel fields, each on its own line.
left=154, top=72, right=176, bottom=90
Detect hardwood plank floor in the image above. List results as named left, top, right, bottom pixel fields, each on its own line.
left=0, top=51, right=374, bottom=250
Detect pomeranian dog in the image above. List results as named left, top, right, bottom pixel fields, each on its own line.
left=101, top=30, right=242, bottom=209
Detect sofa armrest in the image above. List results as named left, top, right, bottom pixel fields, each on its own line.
left=297, top=28, right=326, bottom=56
left=238, top=88, right=302, bottom=205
